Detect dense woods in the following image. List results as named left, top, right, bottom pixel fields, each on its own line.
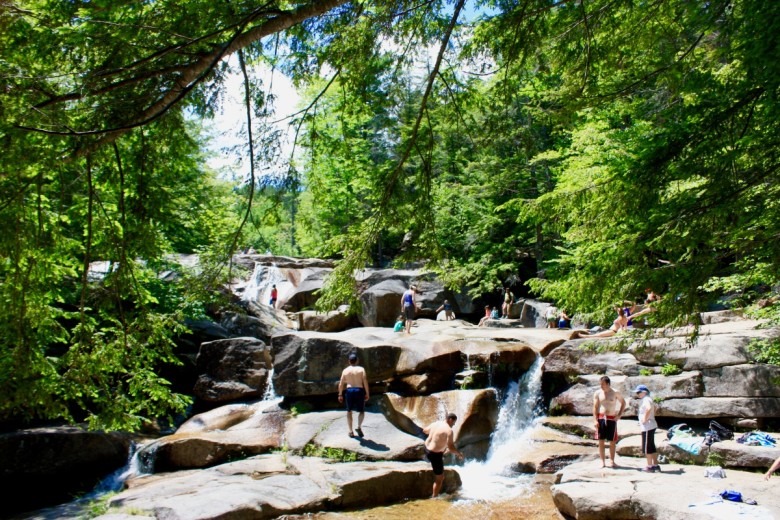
left=1, top=0, right=778, bottom=429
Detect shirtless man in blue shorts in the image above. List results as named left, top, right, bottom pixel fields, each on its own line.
left=338, top=352, right=370, bottom=438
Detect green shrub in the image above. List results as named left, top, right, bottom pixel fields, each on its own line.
left=639, top=368, right=653, bottom=376
left=705, top=452, right=726, bottom=467
left=748, top=338, right=780, bottom=365
left=290, top=401, right=313, bottom=416
left=302, top=443, right=357, bottom=462
left=661, top=363, right=682, bottom=376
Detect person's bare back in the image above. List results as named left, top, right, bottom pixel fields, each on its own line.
left=340, top=365, right=367, bottom=389
left=424, top=420, right=454, bottom=453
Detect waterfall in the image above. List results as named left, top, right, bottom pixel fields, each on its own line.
left=456, top=356, right=544, bottom=501
left=241, top=262, right=286, bottom=303
left=262, top=367, right=278, bottom=401
left=87, top=441, right=155, bottom=497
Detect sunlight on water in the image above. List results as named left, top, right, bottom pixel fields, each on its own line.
left=242, top=262, right=286, bottom=302
left=455, top=357, right=544, bottom=502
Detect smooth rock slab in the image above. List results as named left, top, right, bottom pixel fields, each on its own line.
left=553, top=459, right=780, bottom=519
left=285, top=410, right=425, bottom=461
left=143, top=401, right=286, bottom=471
left=105, top=454, right=461, bottom=520
left=659, top=396, right=780, bottom=418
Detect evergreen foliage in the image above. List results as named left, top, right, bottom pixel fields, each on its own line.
left=1, top=0, right=779, bottom=428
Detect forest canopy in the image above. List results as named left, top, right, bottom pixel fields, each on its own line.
left=1, top=0, right=778, bottom=429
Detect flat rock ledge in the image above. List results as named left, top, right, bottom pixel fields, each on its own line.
left=95, top=454, right=460, bottom=520
left=552, top=459, right=779, bottom=520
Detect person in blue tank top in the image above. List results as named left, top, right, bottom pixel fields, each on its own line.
left=400, top=285, right=417, bottom=334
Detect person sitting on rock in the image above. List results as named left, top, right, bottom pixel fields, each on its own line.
left=393, top=314, right=405, bottom=332
left=436, top=300, right=455, bottom=320
left=490, top=306, right=500, bottom=320
left=572, top=307, right=628, bottom=338
left=478, top=305, right=491, bottom=327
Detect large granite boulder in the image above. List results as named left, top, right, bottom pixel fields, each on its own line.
left=356, top=270, right=469, bottom=327
left=379, top=389, right=499, bottom=458
left=270, top=323, right=544, bottom=398
left=295, top=305, right=359, bottom=332
left=278, top=267, right=332, bottom=311
left=544, top=344, right=641, bottom=377
left=0, top=426, right=132, bottom=514
left=140, top=401, right=286, bottom=471
left=552, top=459, right=780, bottom=519
left=193, top=337, right=272, bottom=404
left=701, top=364, right=780, bottom=397
left=550, top=372, right=704, bottom=416
left=617, top=433, right=780, bottom=469
left=220, top=308, right=292, bottom=344
left=103, top=454, right=461, bottom=519
left=271, top=329, right=407, bottom=398
left=659, top=396, right=780, bottom=418
left=176, top=318, right=230, bottom=353
left=629, top=334, right=755, bottom=370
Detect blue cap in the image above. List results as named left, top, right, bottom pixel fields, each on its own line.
left=634, top=384, right=650, bottom=394
left=348, top=353, right=358, bottom=362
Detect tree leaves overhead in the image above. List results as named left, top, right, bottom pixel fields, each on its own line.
left=2, top=0, right=780, bottom=428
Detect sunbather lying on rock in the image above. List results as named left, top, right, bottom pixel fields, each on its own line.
left=572, top=308, right=629, bottom=339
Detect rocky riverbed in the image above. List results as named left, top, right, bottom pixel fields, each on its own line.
left=6, top=283, right=780, bottom=520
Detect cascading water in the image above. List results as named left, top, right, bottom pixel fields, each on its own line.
left=242, top=262, right=286, bottom=303
left=87, top=441, right=156, bottom=497
left=87, top=367, right=282, bottom=499
left=455, top=356, right=544, bottom=501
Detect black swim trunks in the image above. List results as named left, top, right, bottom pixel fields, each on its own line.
left=597, top=415, right=618, bottom=442
left=425, top=447, right=445, bottom=475
left=344, top=387, right=366, bottom=413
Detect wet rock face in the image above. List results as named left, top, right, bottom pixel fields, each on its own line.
left=0, top=426, right=131, bottom=514
left=379, top=389, right=499, bottom=459
left=194, top=337, right=272, bottom=405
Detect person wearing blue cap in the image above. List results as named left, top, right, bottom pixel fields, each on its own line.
left=635, top=384, right=660, bottom=472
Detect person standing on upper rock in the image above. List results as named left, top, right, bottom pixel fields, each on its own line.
left=338, top=352, right=370, bottom=438
left=593, top=375, right=626, bottom=468
left=423, top=413, right=464, bottom=498
left=401, top=285, right=418, bottom=334
left=501, top=287, right=514, bottom=319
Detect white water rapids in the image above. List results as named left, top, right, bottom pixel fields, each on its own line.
left=455, top=356, right=545, bottom=502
